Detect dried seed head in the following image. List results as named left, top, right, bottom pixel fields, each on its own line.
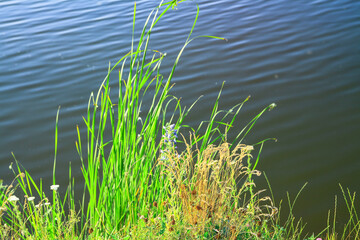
left=239, top=208, right=246, bottom=215
left=191, top=189, right=196, bottom=195
left=88, top=228, right=93, bottom=234
left=168, top=227, right=174, bottom=232
left=271, top=208, right=278, bottom=216
left=153, top=201, right=158, bottom=208
left=195, top=205, right=203, bottom=211
left=170, top=219, right=175, bottom=225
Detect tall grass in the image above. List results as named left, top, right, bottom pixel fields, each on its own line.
left=0, top=0, right=359, bottom=239
left=75, top=0, right=274, bottom=236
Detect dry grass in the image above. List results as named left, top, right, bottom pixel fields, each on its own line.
left=127, top=134, right=278, bottom=239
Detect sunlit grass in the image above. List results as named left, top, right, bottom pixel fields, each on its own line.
left=0, top=0, right=359, bottom=239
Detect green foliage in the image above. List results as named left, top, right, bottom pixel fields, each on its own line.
left=0, top=1, right=359, bottom=239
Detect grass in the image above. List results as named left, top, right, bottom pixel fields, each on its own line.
left=0, top=0, right=359, bottom=239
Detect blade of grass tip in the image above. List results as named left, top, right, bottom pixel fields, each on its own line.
left=340, top=184, right=354, bottom=222
left=286, top=183, right=307, bottom=229
left=252, top=141, right=263, bottom=171
left=25, top=171, right=32, bottom=197
left=290, top=183, right=308, bottom=229
left=13, top=159, right=28, bottom=196
left=130, top=6, right=157, bottom=78
left=151, top=1, right=173, bottom=31
left=263, top=172, right=275, bottom=208
left=131, top=1, right=136, bottom=59
left=195, top=82, right=223, bottom=151
left=25, top=170, right=42, bottom=197
left=236, top=103, right=276, bottom=145
left=139, top=16, right=159, bottom=82
left=51, top=106, right=60, bottom=240
left=167, top=9, right=226, bottom=82
left=53, top=106, right=60, bottom=186
left=178, top=95, right=203, bottom=125
left=251, top=138, right=277, bottom=171
left=76, top=125, right=82, bottom=160
left=186, top=3, right=199, bottom=43
left=292, top=183, right=307, bottom=210
left=341, top=185, right=359, bottom=233
left=347, top=187, right=359, bottom=222
left=332, top=194, right=337, bottom=237
left=316, top=227, right=328, bottom=240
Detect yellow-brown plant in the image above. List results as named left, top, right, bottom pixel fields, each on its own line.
left=153, top=134, right=278, bottom=239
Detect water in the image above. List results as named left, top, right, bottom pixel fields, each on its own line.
left=1, top=0, right=359, bottom=233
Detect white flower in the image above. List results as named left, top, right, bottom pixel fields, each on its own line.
left=9, top=163, right=12, bottom=170
left=50, top=185, right=59, bottom=191
left=27, top=197, right=35, bottom=201
left=8, top=195, right=19, bottom=202
left=44, top=202, right=50, bottom=206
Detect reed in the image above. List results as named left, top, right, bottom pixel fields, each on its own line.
left=74, top=0, right=274, bottom=237
left=0, top=0, right=358, bottom=239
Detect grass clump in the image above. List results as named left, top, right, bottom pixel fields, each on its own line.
left=126, top=135, right=279, bottom=239
left=0, top=0, right=359, bottom=239
left=0, top=168, right=83, bottom=240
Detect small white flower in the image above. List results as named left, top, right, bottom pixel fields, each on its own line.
left=8, top=195, right=19, bottom=202
left=9, top=163, right=12, bottom=170
left=27, top=197, right=35, bottom=201
left=44, top=202, right=50, bottom=206
left=35, top=203, right=42, bottom=208
left=50, top=185, right=59, bottom=191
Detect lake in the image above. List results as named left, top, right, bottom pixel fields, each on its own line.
left=1, top=0, right=359, bottom=233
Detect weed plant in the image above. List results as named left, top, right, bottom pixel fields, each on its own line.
left=0, top=0, right=359, bottom=239
left=125, top=134, right=279, bottom=239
